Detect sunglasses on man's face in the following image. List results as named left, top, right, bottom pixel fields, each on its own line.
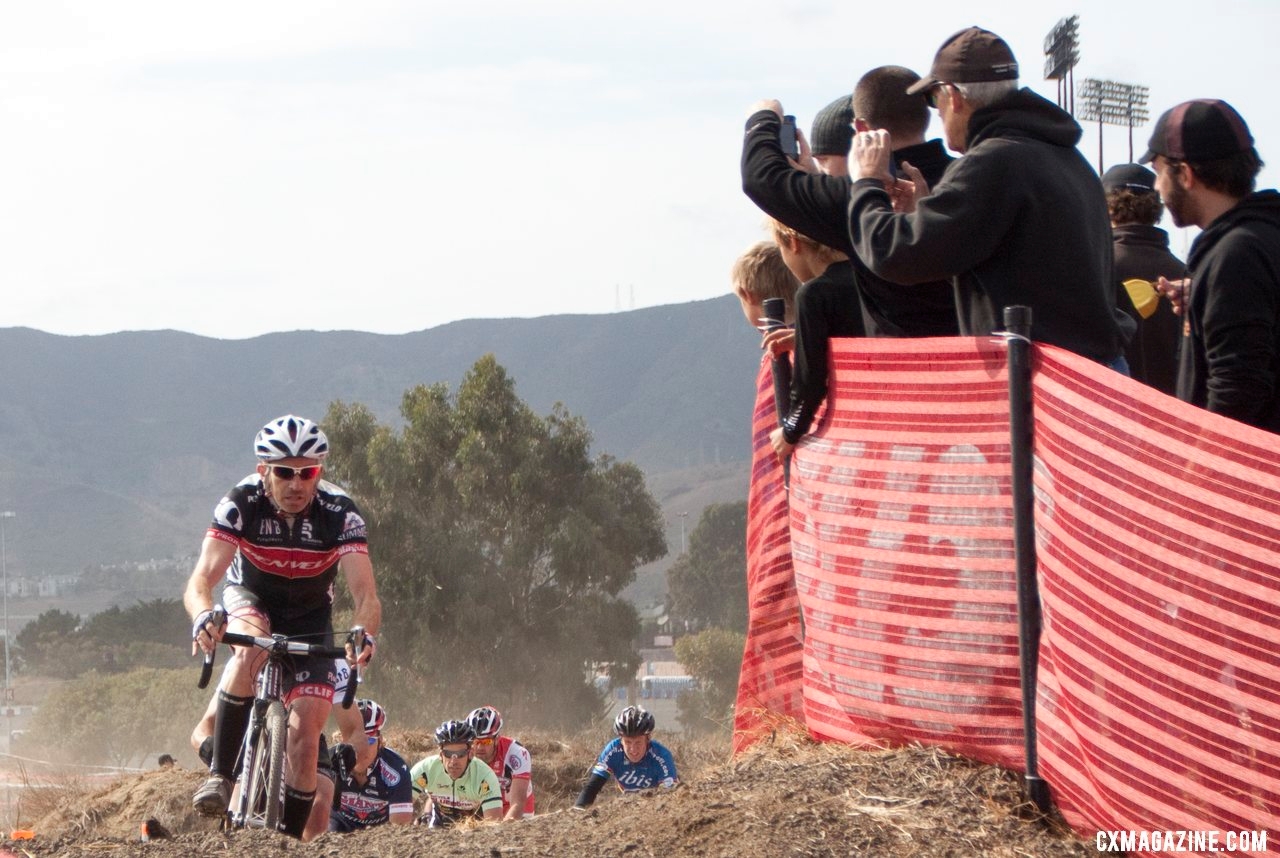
left=440, top=747, right=470, bottom=759
left=269, top=465, right=322, bottom=481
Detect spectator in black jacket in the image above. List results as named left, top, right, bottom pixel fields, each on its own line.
left=848, top=26, right=1126, bottom=367
left=764, top=218, right=865, bottom=462
left=1143, top=99, right=1280, bottom=432
left=742, top=65, right=958, bottom=339
left=1102, top=164, right=1186, bottom=395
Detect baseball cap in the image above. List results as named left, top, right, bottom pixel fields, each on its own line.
left=1101, top=164, right=1156, bottom=194
left=1140, top=99, right=1253, bottom=164
left=810, top=95, right=854, bottom=157
left=906, top=27, right=1019, bottom=95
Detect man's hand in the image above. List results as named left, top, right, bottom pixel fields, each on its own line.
left=889, top=161, right=930, bottom=213
left=851, top=129, right=894, bottom=185
left=747, top=98, right=784, bottom=120
left=769, top=426, right=795, bottom=463
left=190, top=606, right=226, bottom=656
left=791, top=128, right=818, bottom=174
left=1156, top=276, right=1190, bottom=315
left=761, top=327, right=795, bottom=357
left=347, top=629, right=376, bottom=669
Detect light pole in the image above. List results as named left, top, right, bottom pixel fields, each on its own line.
left=0, top=511, right=13, bottom=706
left=678, top=512, right=688, bottom=555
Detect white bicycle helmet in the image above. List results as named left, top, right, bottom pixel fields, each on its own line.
left=357, top=698, right=386, bottom=736
left=254, top=414, right=329, bottom=462
left=466, top=706, right=503, bottom=740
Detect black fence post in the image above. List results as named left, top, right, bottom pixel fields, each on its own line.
left=1005, top=305, right=1051, bottom=813
left=762, top=298, right=792, bottom=489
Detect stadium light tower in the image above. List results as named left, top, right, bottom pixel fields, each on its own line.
left=0, top=511, right=13, bottom=709
left=1043, top=15, right=1081, bottom=113
left=1078, top=78, right=1151, bottom=171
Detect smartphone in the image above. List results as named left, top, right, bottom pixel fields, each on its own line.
left=779, top=115, right=799, bottom=159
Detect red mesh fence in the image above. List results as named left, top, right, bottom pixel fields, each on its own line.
left=733, top=355, right=805, bottom=751
left=735, top=336, right=1280, bottom=841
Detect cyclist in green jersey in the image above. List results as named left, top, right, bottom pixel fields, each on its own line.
left=410, top=720, right=502, bottom=827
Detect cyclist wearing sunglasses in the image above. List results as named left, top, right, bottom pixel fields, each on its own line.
left=185, top=414, right=382, bottom=839
left=410, top=720, right=502, bottom=827
left=466, top=705, right=534, bottom=820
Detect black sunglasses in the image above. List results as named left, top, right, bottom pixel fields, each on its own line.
left=270, top=465, right=322, bottom=481
left=926, top=83, right=951, bottom=109
left=440, top=747, right=470, bottom=759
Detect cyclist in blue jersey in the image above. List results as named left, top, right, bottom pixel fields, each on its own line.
left=328, top=699, right=414, bottom=832
left=574, top=706, right=679, bottom=808
left=186, top=415, right=382, bottom=839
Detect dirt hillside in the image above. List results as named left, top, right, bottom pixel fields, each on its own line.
left=5, top=731, right=1096, bottom=858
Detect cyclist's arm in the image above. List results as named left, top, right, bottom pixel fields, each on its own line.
left=339, top=551, right=382, bottom=644
left=574, top=770, right=609, bottom=808
left=335, top=699, right=376, bottom=775
left=184, top=535, right=236, bottom=616
left=504, top=777, right=530, bottom=820
left=183, top=536, right=237, bottom=652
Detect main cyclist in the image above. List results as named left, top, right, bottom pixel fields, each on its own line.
left=185, top=414, right=382, bottom=839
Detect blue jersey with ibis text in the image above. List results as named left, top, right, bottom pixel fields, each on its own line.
left=590, top=738, right=679, bottom=792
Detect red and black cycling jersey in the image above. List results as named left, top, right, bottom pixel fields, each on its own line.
left=207, top=474, right=369, bottom=621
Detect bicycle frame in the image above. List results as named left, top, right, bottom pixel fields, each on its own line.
left=197, top=626, right=363, bottom=831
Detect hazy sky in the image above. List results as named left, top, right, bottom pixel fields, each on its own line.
left=3, top=1, right=1276, bottom=339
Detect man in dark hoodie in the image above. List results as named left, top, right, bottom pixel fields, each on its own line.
left=847, top=27, right=1126, bottom=367
left=1143, top=99, right=1280, bottom=433
left=742, top=66, right=958, bottom=339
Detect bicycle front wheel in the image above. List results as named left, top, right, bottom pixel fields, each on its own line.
left=243, top=701, right=288, bottom=830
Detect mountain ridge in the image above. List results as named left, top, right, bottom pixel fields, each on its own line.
left=0, top=295, right=761, bottom=582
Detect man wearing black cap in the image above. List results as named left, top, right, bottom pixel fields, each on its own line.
left=1102, top=163, right=1186, bottom=396
left=847, top=27, right=1126, bottom=367
left=741, top=66, right=958, bottom=338
left=809, top=95, right=854, bottom=177
left=1143, top=99, right=1280, bottom=432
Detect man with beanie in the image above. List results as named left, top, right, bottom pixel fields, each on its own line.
left=1102, top=163, right=1186, bottom=395
left=848, top=27, right=1126, bottom=366
left=742, top=66, right=958, bottom=338
left=809, top=95, right=854, bottom=177
left=1143, top=99, right=1280, bottom=432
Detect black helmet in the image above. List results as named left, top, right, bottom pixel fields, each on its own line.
left=614, top=705, right=655, bottom=737
left=434, top=719, right=475, bottom=746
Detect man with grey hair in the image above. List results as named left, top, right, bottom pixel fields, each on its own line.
left=847, top=27, right=1128, bottom=366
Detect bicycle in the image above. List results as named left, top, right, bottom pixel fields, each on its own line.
left=197, top=610, right=365, bottom=831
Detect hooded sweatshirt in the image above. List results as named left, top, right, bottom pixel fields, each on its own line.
left=847, top=88, right=1124, bottom=364
left=1176, top=190, right=1280, bottom=432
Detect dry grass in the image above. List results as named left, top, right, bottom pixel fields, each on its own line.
left=8, top=725, right=1097, bottom=858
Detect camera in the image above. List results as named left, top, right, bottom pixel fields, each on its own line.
left=779, top=115, right=799, bottom=159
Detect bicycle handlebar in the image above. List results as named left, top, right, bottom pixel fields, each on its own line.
left=196, top=626, right=365, bottom=709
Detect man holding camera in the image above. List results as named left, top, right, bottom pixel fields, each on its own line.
left=847, top=27, right=1126, bottom=366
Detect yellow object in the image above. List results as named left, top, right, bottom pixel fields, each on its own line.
left=1123, top=278, right=1160, bottom=319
